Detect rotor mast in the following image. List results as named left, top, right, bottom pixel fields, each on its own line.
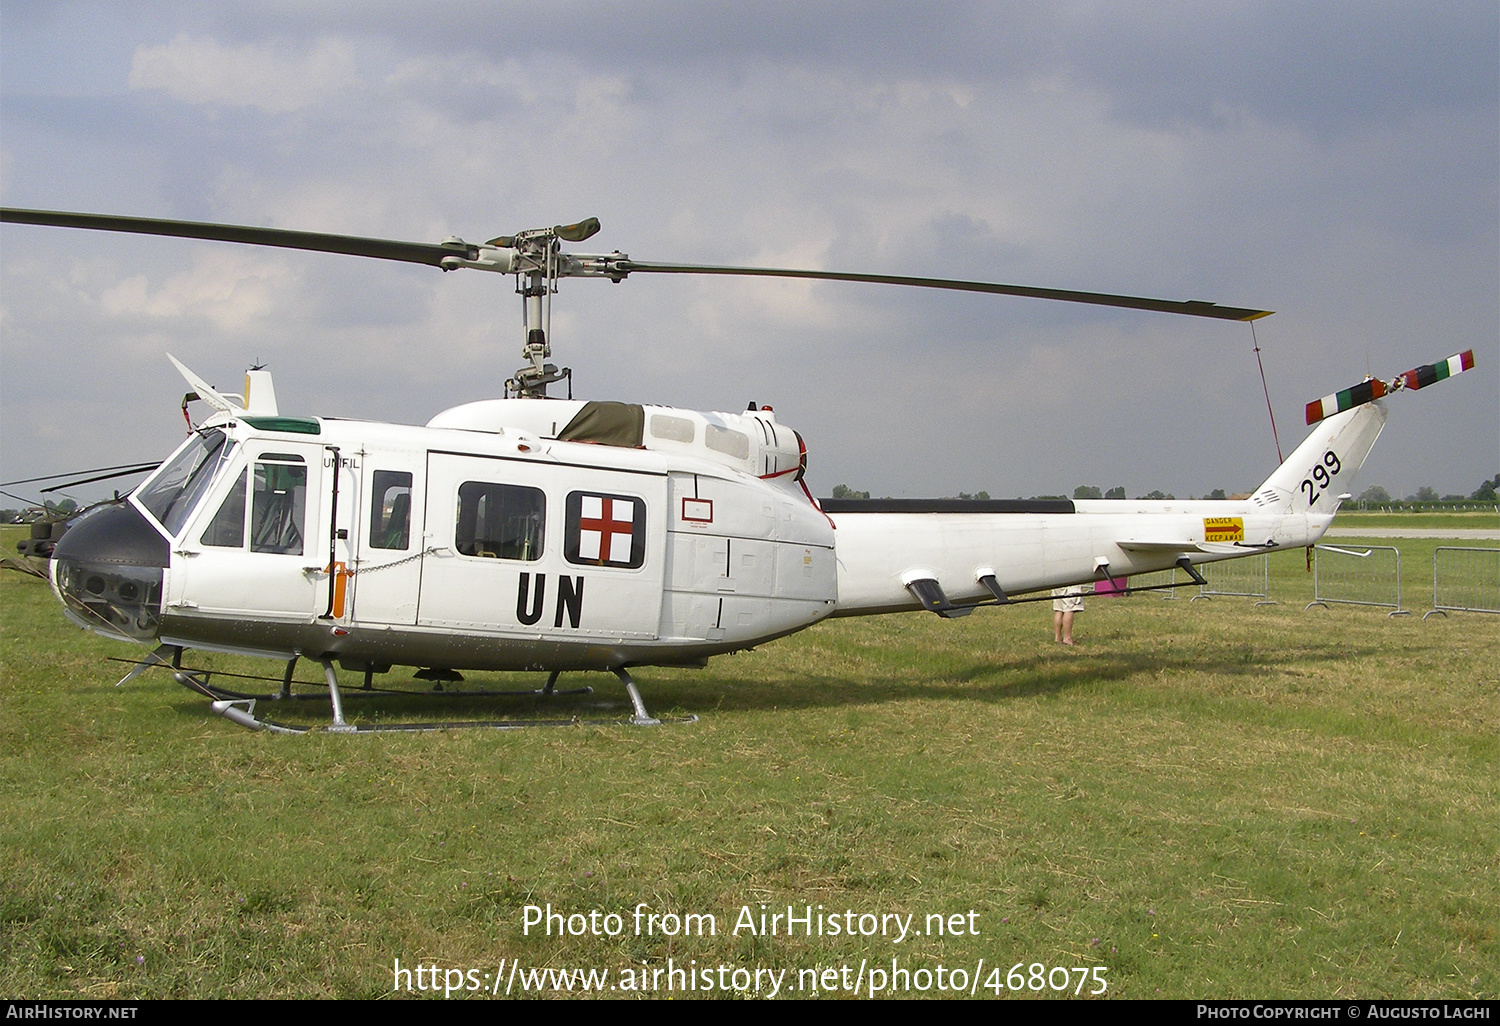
left=517, top=266, right=555, bottom=397
left=473, top=219, right=608, bottom=399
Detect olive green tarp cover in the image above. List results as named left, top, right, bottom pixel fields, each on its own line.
left=556, top=401, right=645, bottom=447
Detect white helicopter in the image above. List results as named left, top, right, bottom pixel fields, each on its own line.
left=0, top=208, right=1474, bottom=733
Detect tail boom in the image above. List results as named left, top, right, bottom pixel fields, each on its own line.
left=826, top=404, right=1386, bottom=617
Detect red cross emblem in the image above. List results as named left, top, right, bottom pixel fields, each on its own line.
left=578, top=494, right=636, bottom=564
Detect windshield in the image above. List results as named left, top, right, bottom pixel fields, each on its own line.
left=135, top=429, right=237, bottom=538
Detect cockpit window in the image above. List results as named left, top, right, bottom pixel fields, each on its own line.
left=196, top=455, right=307, bottom=555
left=201, top=468, right=248, bottom=547
left=250, top=455, right=307, bottom=555
left=136, top=430, right=236, bottom=538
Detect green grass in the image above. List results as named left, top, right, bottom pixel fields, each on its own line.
left=1331, top=510, right=1498, bottom=531
left=1, top=526, right=1495, bottom=1000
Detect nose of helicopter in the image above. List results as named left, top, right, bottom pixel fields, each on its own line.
left=51, top=502, right=169, bottom=643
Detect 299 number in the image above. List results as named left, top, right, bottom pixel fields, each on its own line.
left=1300, top=450, right=1342, bottom=507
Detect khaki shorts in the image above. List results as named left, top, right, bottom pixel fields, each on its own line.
left=1052, top=586, right=1085, bottom=612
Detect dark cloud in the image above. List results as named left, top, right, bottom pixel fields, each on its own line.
left=1055, top=3, right=1497, bottom=131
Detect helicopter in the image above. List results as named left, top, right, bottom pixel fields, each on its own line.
left=0, top=208, right=1474, bottom=733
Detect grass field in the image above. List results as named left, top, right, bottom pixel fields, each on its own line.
left=1329, top=510, right=1499, bottom=531
left=1, top=523, right=1495, bottom=999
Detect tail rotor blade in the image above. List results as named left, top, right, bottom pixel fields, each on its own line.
left=1400, top=349, right=1475, bottom=392
left=1305, top=350, right=1475, bottom=424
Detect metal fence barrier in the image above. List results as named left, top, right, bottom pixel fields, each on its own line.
left=1111, top=554, right=1273, bottom=604
left=1306, top=544, right=1407, bottom=616
left=1122, top=566, right=1183, bottom=600
left=1425, top=546, right=1500, bottom=619
left=1190, top=553, right=1274, bottom=605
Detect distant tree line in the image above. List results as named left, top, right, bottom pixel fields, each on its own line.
left=826, top=474, right=1498, bottom=509
left=1071, top=486, right=1227, bottom=501
left=1354, top=473, right=1499, bottom=509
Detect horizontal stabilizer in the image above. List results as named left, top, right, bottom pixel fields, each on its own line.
left=1116, top=539, right=1266, bottom=555
left=1306, top=350, right=1474, bottom=424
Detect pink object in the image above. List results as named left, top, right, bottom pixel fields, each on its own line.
left=1095, top=576, right=1128, bottom=596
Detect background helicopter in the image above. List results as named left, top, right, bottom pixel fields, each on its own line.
left=2, top=463, right=161, bottom=575
left=0, top=207, right=1475, bottom=732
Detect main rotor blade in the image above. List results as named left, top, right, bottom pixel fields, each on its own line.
left=3, top=208, right=1272, bottom=320
left=40, top=465, right=160, bottom=493
left=0, top=208, right=475, bottom=267
left=616, top=260, right=1272, bottom=322
left=1, top=462, right=160, bottom=488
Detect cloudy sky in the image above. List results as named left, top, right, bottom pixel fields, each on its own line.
left=2, top=1, right=1495, bottom=508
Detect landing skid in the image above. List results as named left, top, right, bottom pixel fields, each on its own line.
left=112, top=655, right=596, bottom=701
left=162, top=659, right=692, bottom=733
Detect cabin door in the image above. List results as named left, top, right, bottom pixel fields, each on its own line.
left=166, top=440, right=326, bottom=624
left=416, top=452, right=666, bottom=641
left=344, top=452, right=425, bottom=626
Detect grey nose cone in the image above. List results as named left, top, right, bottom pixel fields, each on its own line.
left=51, top=502, right=169, bottom=642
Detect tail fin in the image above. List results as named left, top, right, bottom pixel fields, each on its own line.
left=1249, top=402, right=1386, bottom=514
